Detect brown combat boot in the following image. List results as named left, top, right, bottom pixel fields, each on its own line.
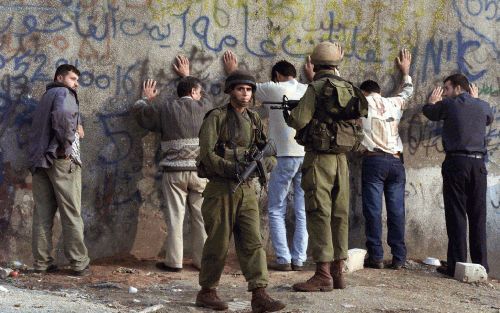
left=195, top=287, right=228, bottom=311
left=331, top=259, right=346, bottom=289
left=292, top=262, right=333, bottom=292
left=251, top=287, right=286, bottom=313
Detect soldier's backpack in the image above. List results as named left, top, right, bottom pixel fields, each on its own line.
left=295, top=74, right=368, bottom=153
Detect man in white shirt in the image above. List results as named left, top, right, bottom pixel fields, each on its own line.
left=360, top=49, right=413, bottom=270
left=223, top=51, right=311, bottom=271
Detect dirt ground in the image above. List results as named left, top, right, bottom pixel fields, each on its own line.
left=1, top=256, right=499, bottom=313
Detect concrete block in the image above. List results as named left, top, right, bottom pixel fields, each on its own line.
left=345, top=248, right=367, bottom=273
left=454, top=262, right=488, bottom=283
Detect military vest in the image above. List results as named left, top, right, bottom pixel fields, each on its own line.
left=296, top=74, right=368, bottom=154
left=197, top=104, right=265, bottom=178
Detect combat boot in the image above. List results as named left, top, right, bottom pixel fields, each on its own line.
left=292, top=262, right=333, bottom=292
left=331, top=259, right=346, bottom=289
left=251, top=287, right=286, bottom=313
left=195, top=287, right=228, bottom=311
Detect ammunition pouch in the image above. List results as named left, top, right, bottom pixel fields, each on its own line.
left=295, top=74, right=367, bottom=154
left=300, top=118, right=362, bottom=154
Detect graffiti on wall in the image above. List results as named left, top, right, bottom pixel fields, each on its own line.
left=0, top=0, right=498, bottom=260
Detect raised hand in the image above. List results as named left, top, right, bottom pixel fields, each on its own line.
left=333, top=41, right=344, bottom=60
left=396, top=48, right=412, bottom=75
left=173, top=55, right=190, bottom=77
left=428, top=86, right=443, bottom=104
left=304, top=55, right=314, bottom=82
left=469, top=83, right=479, bottom=98
left=143, top=79, right=159, bottom=101
left=223, top=50, right=238, bottom=74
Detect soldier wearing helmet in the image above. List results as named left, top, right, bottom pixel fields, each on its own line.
left=195, top=70, right=285, bottom=312
left=286, top=41, right=368, bottom=292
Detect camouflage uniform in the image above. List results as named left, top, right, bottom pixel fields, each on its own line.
left=287, top=70, right=351, bottom=263
left=197, top=103, right=274, bottom=291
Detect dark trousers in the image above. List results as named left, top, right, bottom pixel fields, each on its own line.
left=442, top=155, right=489, bottom=275
left=362, top=155, right=406, bottom=264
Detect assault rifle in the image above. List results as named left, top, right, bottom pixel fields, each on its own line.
left=231, top=141, right=276, bottom=193
left=263, top=95, right=300, bottom=111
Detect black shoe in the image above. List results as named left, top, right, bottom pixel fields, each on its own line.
left=364, top=258, right=384, bottom=269
left=155, top=262, right=182, bottom=272
left=71, top=265, right=90, bottom=277
left=33, top=264, right=59, bottom=274
left=291, top=263, right=304, bottom=271
left=268, top=262, right=292, bottom=271
left=436, top=265, right=453, bottom=277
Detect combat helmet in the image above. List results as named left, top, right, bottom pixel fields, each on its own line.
left=310, top=41, right=344, bottom=66
left=224, top=70, right=256, bottom=94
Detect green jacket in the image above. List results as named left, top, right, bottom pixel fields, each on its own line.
left=197, top=103, right=268, bottom=179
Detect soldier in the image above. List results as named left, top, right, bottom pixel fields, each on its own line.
left=286, top=42, right=367, bottom=291
left=222, top=50, right=310, bottom=272
left=195, top=70, right=286, bottom=313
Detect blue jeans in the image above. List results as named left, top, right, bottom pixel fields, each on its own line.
left=362, top=155, right=406, bottom=264
left=268, top=157, right=308, bottom=266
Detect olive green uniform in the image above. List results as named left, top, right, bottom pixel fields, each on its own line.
left=197, top=104, right=274, bottom=291
left=287, top=70, right=352, bottom=262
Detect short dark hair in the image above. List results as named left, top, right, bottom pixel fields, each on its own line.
left=53, top=64, right=80, bottom=81
left=313, top=64, right=338, bottom=72
left=271, top=60, right=297, bottom=81
left=177, top=76, right=202, bottom=97
left=443, top=73, right=470, bottom=93
left=359, top=80, right=381, bottom=94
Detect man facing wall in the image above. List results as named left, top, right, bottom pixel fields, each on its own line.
left=423, top=74, right=493, bottom=277
left=132, top=55, right=212, bottom=272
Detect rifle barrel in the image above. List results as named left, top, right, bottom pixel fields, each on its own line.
left=262, top=101, right=284, bottom=105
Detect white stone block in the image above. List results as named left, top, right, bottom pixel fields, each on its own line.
left=454, top=262, right=488, bottom=283
left=345, top=248, right=367, bottom=273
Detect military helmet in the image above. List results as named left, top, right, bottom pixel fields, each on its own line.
left=224, top=70, right=256, bottom=94
left=310, top=41, right=344, bottom=66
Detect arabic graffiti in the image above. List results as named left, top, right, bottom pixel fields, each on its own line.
left=0, top=0, right=498, bottom=262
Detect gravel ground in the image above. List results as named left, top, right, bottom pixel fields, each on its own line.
left=0, top=285, right=117, bottom=313
left=0, top=259, right=499, bottom=313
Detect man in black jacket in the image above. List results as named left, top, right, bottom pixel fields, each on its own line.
left=423, top=73, right=493, bottom=277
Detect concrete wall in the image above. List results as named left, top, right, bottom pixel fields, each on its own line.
left=0, top=1, right=498, bottom=276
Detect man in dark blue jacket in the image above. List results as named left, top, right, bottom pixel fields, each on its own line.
left=423, top=73, right=493, bottom=277
left=29, top=64, right=90, bottom=276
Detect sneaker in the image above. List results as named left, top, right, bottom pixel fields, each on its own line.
left=291, top=263, right=304, bottom=271
left=155, top=262, right=182, bottom=272
left=364, top=258, right=384, bottom=269
left=70, top=265, right=90, bottom=277
left=33, top=264, right=59, bottom=274
left=268, top=262, right=292, bottom=271
left=388, top=259, right=405, bottom=270
left=388, top=262, right=404, bottom=270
